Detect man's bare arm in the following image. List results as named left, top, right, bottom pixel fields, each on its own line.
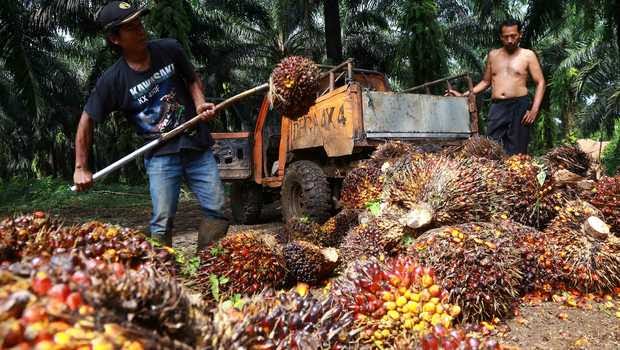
left=447, top=53, right=492, bottom=96
left=74, top=112, right=94, bottom=191
left=522, top=51, right=545, bottom=125
left=188, top=74, right=215, bottom=121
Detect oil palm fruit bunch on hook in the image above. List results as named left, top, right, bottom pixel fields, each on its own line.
left=585, top=176, right=620, bottom=235
left=318, top=209, right=361, bottom=247
left=269, top=56, right=321, bottom=119
left=410, top=222, right=523, bottom=322
left=457, top=136, right=506, bottom=162
left=204, top=289, right=356, bottom=349
left=502, top=154, right=566, bottom=229
left=331, top=256, right=461, bottom=349
left=382, top=154, right=511, bottom=231
left=340, top=160, right=384, bottom=210
left=542, top=145, right=591, bottom=178
left=543, top=200, right=620, bottom=292
left=283, top=240, right=339, bottom=285
left=196, top=230, right=287, bottom=298
left=85, top=265, right=198, bottom=345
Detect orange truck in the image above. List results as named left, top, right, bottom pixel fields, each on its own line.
left=212, top=60, right=478, bottom=224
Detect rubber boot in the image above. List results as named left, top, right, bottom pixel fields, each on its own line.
left=151, top=230, right=173, bottom=247
left=197, top=217, right=230, bottom=253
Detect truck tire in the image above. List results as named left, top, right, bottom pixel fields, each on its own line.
left=281, top=160, right=332, bottom=223
left=231, top=182, right=263, bottom=224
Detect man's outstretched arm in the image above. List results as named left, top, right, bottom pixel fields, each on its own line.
left=447, top=53, right=492, bottom=96
left=188, top=74, right=215, bottom=121
left=74, top=112, right=94, bottom=191
left=522, top=51, right=545, bottom=125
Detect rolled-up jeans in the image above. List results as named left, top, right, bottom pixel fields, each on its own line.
left=144, top=149, right=225, bottom=241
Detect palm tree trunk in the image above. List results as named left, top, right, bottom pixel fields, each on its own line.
left=323, top=0, right=343, bottom=64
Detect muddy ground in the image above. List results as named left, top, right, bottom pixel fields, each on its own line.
left=22, top=198, right=620, bottom=349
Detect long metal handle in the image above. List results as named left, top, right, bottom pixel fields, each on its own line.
left=71, top=83, right=269, bottom=191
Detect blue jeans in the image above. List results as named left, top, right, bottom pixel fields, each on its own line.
left=144, top=149, right=225, bottom=238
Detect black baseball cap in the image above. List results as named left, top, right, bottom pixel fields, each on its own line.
left=96, top=1, right=150, bottom=31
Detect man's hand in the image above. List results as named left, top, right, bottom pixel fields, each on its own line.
left=73, top=167, right=93, bottom=192
left=521, top=109, right=538, bottom=125
left=445, top=89, right=464, bottom=97
left=196, top=102, right=216, bottom=121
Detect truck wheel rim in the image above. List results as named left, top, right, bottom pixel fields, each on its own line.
left=290, top=182, right=303, bottom=216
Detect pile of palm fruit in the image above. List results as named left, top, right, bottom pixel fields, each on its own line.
left=2, top=136, right=620, bottom=349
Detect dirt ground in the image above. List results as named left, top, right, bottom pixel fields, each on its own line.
left=26, top=199, right=620, bottom=349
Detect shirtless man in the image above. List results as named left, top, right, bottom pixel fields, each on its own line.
left=448, top=19, right=545, bottom=155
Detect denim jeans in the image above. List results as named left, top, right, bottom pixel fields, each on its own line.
left=144, top=149, right=225, bottom=239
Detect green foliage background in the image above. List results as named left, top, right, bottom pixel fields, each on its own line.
left=0, top=0, right=618, bottom=183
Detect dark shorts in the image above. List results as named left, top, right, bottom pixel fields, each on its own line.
left=486, top=96, right=532, bottom=155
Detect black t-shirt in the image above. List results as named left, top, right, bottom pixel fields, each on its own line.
left=84, top=38, right=213, bottom=157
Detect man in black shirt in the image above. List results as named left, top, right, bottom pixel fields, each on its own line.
left=73, top=1, right=228, bottom=250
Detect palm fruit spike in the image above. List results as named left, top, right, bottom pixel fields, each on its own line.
left=457, top=136, right=506, bottom=161
left=340, top=161, right=384, bottom=210
left=543, top=200, right=620, bottom=292
left=0, top=212, right=63, bottom=262
left=331, top=256, right=461, bottom=348
left=269, top=56, right=321, bottom=119
left=542, top=145, right=591, bottom=177
left=410, top=222, right=523, bottom=322
left=282, top=216, right=323, bottom=245
left=382, top=153, right=512, bottom=230
left=318, top=209, right=361, bottom=247
left=502, top=154, right=567, bottom=229
left=586, top=176, right=620, bottom=235
left=338, top=210, right=410, bottom=270
left=196, top=230, right=287, bottom=298
left=205, top=289, right=356, bottom=349
left=370, top=141, right=420, bottom=166
left=85, top=264, right=198, bottom=344
left=283, top=240, right=338, bottom=285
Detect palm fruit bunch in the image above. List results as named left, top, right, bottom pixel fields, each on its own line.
left=281, top=216, right=323, bottom=244
left=491, top=218, right=551, bottom=293
left=196, top=230, right=287, bottom=298
left=204, top=289, right=356, bottom=349
left=382, top=153, right=511, bottom=230
left=318, top=209, right=361, bottom=247
left=0, top=211, right=63, bottom=262
left=457, top=136, right=505, bottom=162
left=338, top=210, right=410, bottom=270
left=542, top=145, right=591, bottom=177
left=84, top=265, right=199, bottom=345
left=269, top=56, right=321, bottom=118
left=370, top=141, right=420, bottom=167
left=0, top=259, right=189, bottom=350
left=331, top=257, right=461, bottom=349
left=585, top=175, right=620, bottom=234
left=0, top=212, right=177, bottom=273
left=542, top=200, right=620, bottom=292
left=283, top=240, right=339, bottom=285
left=410, top=222, right=523, bottom=322
left=340, top=160, right=384, bottom=209
left=502, top=154, right=566, bottom=229
left=417, top=325, right=501, bottom=350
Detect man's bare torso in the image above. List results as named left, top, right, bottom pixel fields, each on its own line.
left=488, top=47, right=534, bottom=99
